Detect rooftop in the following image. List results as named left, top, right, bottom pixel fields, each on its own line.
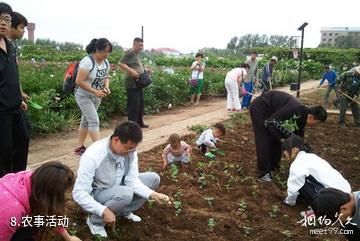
left=321, top=27, right=360, bottom=32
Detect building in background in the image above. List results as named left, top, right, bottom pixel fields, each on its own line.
left=151, top=48, right=182, bottom=57
left=320, top=27, right=360, bottom=46
left=27, top=22, right=36, bottom=43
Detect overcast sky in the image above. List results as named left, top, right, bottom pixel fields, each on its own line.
left=6, top=0, right=359, bottom=53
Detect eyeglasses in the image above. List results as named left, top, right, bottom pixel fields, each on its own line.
left=0, top=16, right=11, bottom=25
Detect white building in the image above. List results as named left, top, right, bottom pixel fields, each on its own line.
left=320, top=27, right=360, bottom=46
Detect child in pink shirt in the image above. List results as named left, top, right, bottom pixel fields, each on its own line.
left=0, top=162, right=81, bottom=241
left=162, top=133, right=192, bottom=170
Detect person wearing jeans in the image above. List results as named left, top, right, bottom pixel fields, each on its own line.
left=72, top=121, right=170, bottom=238
left=318, top=65, right=338, bottom=103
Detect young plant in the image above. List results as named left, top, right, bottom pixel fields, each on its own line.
left=238, top=199, right=247, bottom=213
left=269, top=205, right=280, bottom=218
left=281, top=114, right=299, bottom=132
left=203, top=196, right=215, bottom=208
left=147, top=199, right=156, bottom=208
left=242, top=225, right=252, bottom=235
left=170, top=164, right=179, bottom=183
left=188, top=124, right=208, bottom=134
left=197, top=173, right=207, bottom=189
left=208, top=218, right=216, bottom=231
left=173, top=201, right=182, bottom=216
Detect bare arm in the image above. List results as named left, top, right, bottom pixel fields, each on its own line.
left=119, top=63, right=139, bottom=79
left=75, top=68, right=106, bottom=98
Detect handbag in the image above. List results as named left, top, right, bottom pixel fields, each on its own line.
left=189, top=63, right=201, bottom=87
left=136, top=71, right=152, bottom=88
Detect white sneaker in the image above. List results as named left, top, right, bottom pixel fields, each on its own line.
left=258, top=173, right=273, bottom=182
left=86, top=217, right=107, bottom=238
left=125, top=212, right=142, bottom=222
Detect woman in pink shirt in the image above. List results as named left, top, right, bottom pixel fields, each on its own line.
left=224, top=64, right=249, bottom=112
left=0, top=162, right=81, bottom=241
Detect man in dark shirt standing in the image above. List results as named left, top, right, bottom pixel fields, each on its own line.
left=0, top=2, right=29, bottom=177
left=249, top=91, right=327, bottom=182
left=120, top=38, right=151, bottom=128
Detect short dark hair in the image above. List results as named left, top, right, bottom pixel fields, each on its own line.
left=281, top=135, right=312, bottom=154
left=307, top=105, right=327, bottom=122
left=133, top=37, right=143, bottom=43
left=85, top=38, right=113, bottom=54
left=251, top=51, right=258, bottom=55
left=0, top=2, right=12, bottom=15
left=11, top=11, right=27, bottom=28
left=241, top=63, right=250, bottom=69
left=312, top=188, right=351, bottom=222
left=214, top=123, right=226, bottom=135
left=112, top=121, right=143, bottom=144
left=324, top=65, right=330, bottom=70
left=168, top=133, right=181, bottom=147
left=195, top=52, right=204, bottom=58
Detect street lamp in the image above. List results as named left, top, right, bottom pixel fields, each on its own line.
left=296, top=22, right=308, bottom=98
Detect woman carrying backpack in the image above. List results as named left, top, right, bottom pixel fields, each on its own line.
left=74, top=38, right=112, bottom=155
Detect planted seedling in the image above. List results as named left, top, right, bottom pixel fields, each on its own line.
left=269, top=205, right=280, bottom=218
left=203, top=196, right=215, bottom=208
left=68, top=223, right=77, bottom=236
left=148, top=199, right=156, bottom=208
left=281, top=230, right=292, bottom=238
left=208, top=218, right=216, bottom=231
left=281, top=114, right=299, bottom=132
left=198, top=173, right=207, bottom=189
left=242, top=225, right=252, bottom=235
left=173, top=201, right=182, bottom=216
left=238, top=199, right=247, bottom=213
left=170, top=164, right=179, bottom=183
left=251, top=184, right=258, bottom=198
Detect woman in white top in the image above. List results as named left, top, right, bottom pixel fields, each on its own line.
left=224, top=64, right=249, bottom=112
left=74, top=38, right=112, bottom=155
left=281, top=135, right=351, bottom=207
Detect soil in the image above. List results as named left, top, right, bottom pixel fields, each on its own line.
left=32, top=81, right=360, bottom=241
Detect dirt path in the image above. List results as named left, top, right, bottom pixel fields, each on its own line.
left=28, top=80, right=320, bottom=170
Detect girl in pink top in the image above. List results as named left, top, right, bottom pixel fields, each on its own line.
left=0, top=162, right=81, bottom=241
left=162, top=133, right=192, bottom=170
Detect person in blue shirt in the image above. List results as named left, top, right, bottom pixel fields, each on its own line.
left=318, top=65, right=339, bottom=103
left=260, top=56, right=277, bottom=92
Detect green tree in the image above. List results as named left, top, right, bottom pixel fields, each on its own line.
left=334, top=33, right=360, bottom=48
left=269, top=35, right=290, bottom=47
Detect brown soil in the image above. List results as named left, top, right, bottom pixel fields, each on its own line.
left=49, top=89, right=359, bottom=241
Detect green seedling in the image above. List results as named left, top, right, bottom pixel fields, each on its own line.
left=170, top=164, right=179, bottom=182
left=197, top=161, right=206, bottom=169
left=94, top=234, right=106, bottom=241
left=238, top=199, right=247, bottom=213
left=281, top=230, right=292, bottom=238
left=173, top=201, right=182, bottom=216
left=148, top=199, right=156, bottom=208
left=188, top=124, right=208, bottom=134
left=242, top=225, right=252, bottom=235
left=68, top=223, right=77, bottom=236
left=251, top=184, right=258, bottom=198
left=269, top=205, right=280, bottom=218
left=203, top=196, right=215, bottom=208
left=198, top=173, right=207, bottom=189
left=281, top=114, right=299, bottom=132
left=208, top=218, right=216, bottom=231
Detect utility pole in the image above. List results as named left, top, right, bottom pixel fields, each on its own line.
left=296, top=22, right=308, bottom=98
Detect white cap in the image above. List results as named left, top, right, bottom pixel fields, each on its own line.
left=270, top=56, right=278, bottom=62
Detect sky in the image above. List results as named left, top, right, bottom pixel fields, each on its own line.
left=6, top=0, right=360, bottom=53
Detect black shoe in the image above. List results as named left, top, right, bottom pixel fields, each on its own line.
left=138, top=123, right=149, bottom=128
